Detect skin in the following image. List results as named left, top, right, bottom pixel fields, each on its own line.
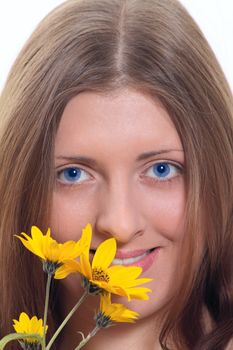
left=50, top=88, right=186, bottom=349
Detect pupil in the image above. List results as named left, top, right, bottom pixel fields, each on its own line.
left=64, top=168, right=81, bottom=180
left=68, top=168, right=78, bottom=177
left=153, top=163, right=170, bottom=177
left=63, top=167, right=82, bottom=182
left=157, top=164, right=166, bottom=173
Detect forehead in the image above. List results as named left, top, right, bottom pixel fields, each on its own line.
left=55, top=89, right=183, bottom=156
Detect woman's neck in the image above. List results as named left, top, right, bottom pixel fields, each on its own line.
left=59, top=312, right=163, bottom=350
left=57, top=286, right=163, bottom=350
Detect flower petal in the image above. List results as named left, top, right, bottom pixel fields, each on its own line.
left=107, top=265, right=143, bottom=282
left=12, top=312, right=47, bottom=343
left=32, top=226, right=53, bottom=258
left=99, top=293, right=139, bottom=324
left=15, top=234, right=45, bottom=260
left=79, top=224, right=92, bottom=279
left=124, top=287, right=152, bottom=300
left=108, top=266, right=152, bottom=288
left=16, top=225, right=86, bottom=266
left=92, top=238, right=116, bottom=269
left=54, top=260, right=82, bottom=279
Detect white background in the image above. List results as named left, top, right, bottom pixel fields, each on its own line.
left=0, top=0, right=232, bottom=91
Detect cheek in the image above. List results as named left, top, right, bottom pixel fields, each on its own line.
left=50, top=188, right=97, bottom=242
left=141, top=181, right=186, bottom=241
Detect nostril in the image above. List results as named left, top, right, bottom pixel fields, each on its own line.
left=136, top=230, right=144, bottom=237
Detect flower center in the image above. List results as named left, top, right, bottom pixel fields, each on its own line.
left=92, top=267, right=110, bottom=282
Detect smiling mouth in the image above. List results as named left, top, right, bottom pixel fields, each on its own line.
left=90, top=247, right=157, bottom=266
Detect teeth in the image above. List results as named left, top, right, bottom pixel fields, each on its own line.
left=112, top=251, right=150, bottom=266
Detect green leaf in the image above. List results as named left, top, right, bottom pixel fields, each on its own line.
left=0, top=333, right=42, bottom=349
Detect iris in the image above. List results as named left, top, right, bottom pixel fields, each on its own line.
left=153, top=163, right=170, bottom=178
left=63, top=167, right=81, bottom=182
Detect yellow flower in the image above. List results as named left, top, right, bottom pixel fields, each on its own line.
left=55, top=224, right=152, bottom=300
left=15, top=226, right=85, bottom=274
left=96, top=293, right=139, bottom=326
left=13, top=312, right=47, bottom=343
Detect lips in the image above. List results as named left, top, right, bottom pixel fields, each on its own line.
left=112, top=248, right=155, bottom=265
left=90, top=247, right=160, bottom=273
left=114, top=249, right=154, bottom=260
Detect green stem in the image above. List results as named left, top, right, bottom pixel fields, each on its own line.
left=46, top=290, right=88, bottom=350
left=42, top=273, right=52, bottom=350
left=74, top=326, right=100, bottom=350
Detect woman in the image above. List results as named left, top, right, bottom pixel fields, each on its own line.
left=0, top=0, right=232, bottom=349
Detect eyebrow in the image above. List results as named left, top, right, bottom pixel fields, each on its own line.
left=56, top=156, right=98, bottom=166
left=56, top=149, right=184, bottom=165
left=136, top=149, right=184, bottom=161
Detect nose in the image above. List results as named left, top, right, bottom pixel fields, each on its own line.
left=95, top=180, right=144, bottom=243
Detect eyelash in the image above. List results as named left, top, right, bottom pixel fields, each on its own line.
left=56, top=161, right=183, bottom=186
left=56, top=166, right=92, bottom=186
left=142, top=162, right=183, bottom=183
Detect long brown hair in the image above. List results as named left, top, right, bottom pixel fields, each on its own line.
left=0, top=0, right=232, bottom=349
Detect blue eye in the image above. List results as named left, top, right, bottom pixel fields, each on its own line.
left=145, top=162, right=181, bottom=181
left=57, top=167, right=90, bottom=184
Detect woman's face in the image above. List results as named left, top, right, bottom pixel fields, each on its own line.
left=51, top=88, right=186, bottom=319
